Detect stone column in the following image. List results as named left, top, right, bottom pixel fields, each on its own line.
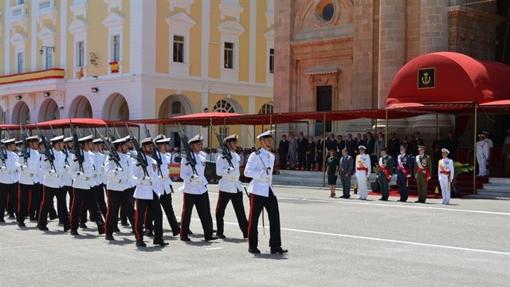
left=377, top=0, right=406, bottom=109
left=420, top=0, right=449, bottom=53
left=273, top=0, right=294, bottom=113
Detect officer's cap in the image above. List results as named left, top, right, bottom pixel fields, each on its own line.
left=63, top=136, right=73, bottom=143
left=441, top=148, right=450, bottom=154
left=223, top=134, right=239, bottom=143
left=93, top=138, right=104, bottom=144
left=78, top=135, right=94, bottom=143
left=26, top=135, right=40, bottom=142
left=188, top=135, right=203, bottom=144
left=2, top=138, right=16, bottom=145
left=140, top=137, right=153, bottom=145
left=418, top=145, right=426, bottom=150
left=257, top=130, right=274, bottom=140
left=358, top=145, right=366, bottom=150
left=50, top=135, right=65, bottom=143
left=112, top=136, right=130, bottom=145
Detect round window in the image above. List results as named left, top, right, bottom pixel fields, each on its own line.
left=322, top=4, right=334, bottom=21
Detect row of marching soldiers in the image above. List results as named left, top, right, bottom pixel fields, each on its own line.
left=0, top=130, right=287, bottom=254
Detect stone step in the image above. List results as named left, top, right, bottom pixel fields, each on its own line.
left=481, top=185, right=510, bottom=192
left=488, top=177, right=510, bottom=185
left=472, top=191, right=510, bottom=200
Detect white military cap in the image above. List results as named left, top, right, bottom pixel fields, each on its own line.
left=257, top=130, right=274, bottom=140
left=358, top=145, right=366, bottom=150
left=155, top=137, right=171, bottom=144
left=112, top=136, right=130, bottom=145
left=50, top=135, right=65, bottom=143
left=78, top=135, right=94, bottom=143
left=153, top=134, right=165, bottom=142
left=441, top=148, right=450, bottom=154
left=63, top=136, right=73, bottom=143
left=188, top=134, right=203, bottom=144
left=140, top=137, right=153, bottom=145
left=2, top=138, right=16, bottom=144
left=26, top=135, right=40, bottom=141
left=93, top=138, right=104, bottom=144
left=15, top=140, right=23, bottom=145
left=223, top=134, right=239, bottom=143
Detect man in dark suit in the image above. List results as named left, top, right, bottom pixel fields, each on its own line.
left=339, top=148, right=354, bottom=199
left=297, top=132, right=308, bottom=170
left=396, top=145, right=413, bottom=202
left=306, top=136, right=316, bottom=170
left=345, top=134, right=356, bottom=156
left=316, top=136, right=324, bottom=171
left=326, top=133, right=337, bottom=151
left=278, top=135, right=289, bottom=169
left=336, top=135, right=345, bottom=152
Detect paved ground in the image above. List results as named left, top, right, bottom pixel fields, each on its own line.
left=1, top=184, right=509, bottom=287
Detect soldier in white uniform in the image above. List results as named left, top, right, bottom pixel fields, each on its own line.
left=104, top=136, right=135, bottom=241
left=38, top=136, right=70, bottom=232
left=438, top=148, right=455, bottom=205
left=355, top=145, right=371, bottom=200
left=133, top=137, right=168, bottom=247
left=215, top=134, right=248, bottom=239
left=92, top=139, right=108, bottom=218
left=17, top=136, right=40, bottom=227
left=476, top=134, right=489, bottom=177
left=69, top=135, right=105, bottom=236
left=244, top=130, right=287, bottom=255
left=179, top=135, right=215, bottom=242
left=0, top=138, right=20, bottom=223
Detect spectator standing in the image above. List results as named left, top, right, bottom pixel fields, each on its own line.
left=278, top=135, right=289, bottom=170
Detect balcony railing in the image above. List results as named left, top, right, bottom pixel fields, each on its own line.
left=0, top=68, right=65, bottom=86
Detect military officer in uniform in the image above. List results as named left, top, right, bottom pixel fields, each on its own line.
left=438, top=148, right=454, bottom=205
left=69, top=135, right=105, bottom=236
left=215, top=134, right=248, bottom=239
left=396, top=145, right=412, bottom=202
left=414, top=145, right=431, bottom=203
left=377, top=148, right=392, bottom=201
left=104, top=136, right=135, bottom=241
left=38, top=135, right=70, bottom=232
left=244, top=130, right=288, bottom=255
left=0, top=138, right=20, bottom=223
left=17, top=135, right=40, bottom=227
left=133, top=137, right=168, bottom=247
left=179, top=135, right=216, bottom=242
left=92, top=139, right=108, bottom=218
left=355, top=145, right=371, bottom=200
left=476, top=134, right=489, bottom=177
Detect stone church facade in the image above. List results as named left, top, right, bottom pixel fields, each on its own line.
left=274, top=0, right=505, bottom=136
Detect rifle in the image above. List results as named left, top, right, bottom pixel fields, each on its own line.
left=20, top=124, right=30, bottom=165
left=126, top=124, right=149, bottom=178
left=70, top=122, right=84, bottom=173
left=98, top=127, right=121, bottom=168
left=37, top=127, right=56, bottom=171
left=178, top=125, right=198, bottom=176
left=144, top=124, right=164, bottom=177
left=214, top=130, right=234, bottom=168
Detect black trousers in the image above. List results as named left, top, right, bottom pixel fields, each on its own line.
left=306, top=153, right=315, bottom=170
left=0, top=183, right=17, bottom=220
left=38, top=186, right=69, bottom=229
left=340, top=175, right=351, bottom=198
left=105, top=189, right=134, bottom=236
left=159, top=191, right=180, bottom=233
left=397, top=171, right=409, bottom=202
left=120, top=187, right=135, bottom=224
left=29, top=183, right=41, bottom=220
left=216, top=190, right=248, bottom=237
left=298, top=152, right=306, bottom=169
left=70, top=188, right=104, bottom=232
left=279, top=154, right=287, bottom=170
left=180, top=192, right=213, bottom=240
left=96, top=184, right=107, bottom=218
left=17, top=184, right=31, bottom=224
left=248, top=190, right=282, bottom=250
left=134, top=192, right=163, bottom=242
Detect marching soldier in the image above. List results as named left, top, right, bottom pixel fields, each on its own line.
left=38, top=135, right=70, bottom=232
left=0, top=138, right=20, bottom=223
left=377, top=148, right=392, bottom=201
left=215, top=134, right=248, bottom=239
left=92, top=139, right=108, bottom=218
left=69, top=135, right=105, bottom=236
left=414, top=145, right=431, bottom=203
left=104, top=136, right=135, bottom=241
left=133, top=137, right=168, bottom=247
left=396, top=145, right=412, bottom=202
left=355, top=145, right=371, bottom=200
left=438, top=148, right=454, bottom=205
left=244, top=130, right=287, bottom=255
left=179, top=135, right=216, bottom=242
left=17, top=135, right=41, bottom=227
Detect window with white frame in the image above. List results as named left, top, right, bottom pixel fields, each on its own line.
left=224, top=42, right=234, bottom=69
left=16, top=52, right=24, bottom=73
left=269, top=48, right=274, bottom=74
left=17, top=0, right=25, bottom=4
left=44, top=48, right=54, bottom=69
left=112, top=34, right=121, bottom=62
left=173, top=35, right=185, bottom=63
left=76, top=41, right=85, bottom=67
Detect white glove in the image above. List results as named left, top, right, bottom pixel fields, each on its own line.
left=226, top=167, right=235, bottom=174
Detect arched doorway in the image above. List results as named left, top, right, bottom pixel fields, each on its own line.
left=158, top=94, right=194, bottom=148
left=213, top=99, right=243, bottom=140
left=39, top=99, right=60, bottom=121
left=12, top=101, right=31, bottom=124
left=69, top=96, right=92, bottom=118
left=103, top=93, right=129, bottom=120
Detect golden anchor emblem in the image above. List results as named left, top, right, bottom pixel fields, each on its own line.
left=421, top=72, right=431, bottom=86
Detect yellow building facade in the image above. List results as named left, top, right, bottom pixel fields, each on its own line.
left=0, top=0, right=274, bottom=147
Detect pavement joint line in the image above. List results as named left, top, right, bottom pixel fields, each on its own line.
left=276, top=195, right=510, bottom=216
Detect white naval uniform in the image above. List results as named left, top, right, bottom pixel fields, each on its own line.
left=216, top=152, right=243, bottom=193
left=61, top=151, right=74, bottom=187
left=105, top=153, right=133, bottom=192
left=0, top=151, right=20, bottom=184
left=438, top=158, right=454, bottom=205
left=41, top=150, right=65, bottom=189
left=70, top=151, right=96, bottom=190
left=244, top=148, right=274, bottom=197
left=179, top=151, right=208, bottom=195
left=93, top=152, right=106, bottom=187
left=133, top=155, right=158, bottom=200
left=160, top=152, right=174, bottom=194
left=18, top=149, right=40, bottom=185
left=476, top=140, right=489, bottom=176
left=355, top=153, right=371, bottom=200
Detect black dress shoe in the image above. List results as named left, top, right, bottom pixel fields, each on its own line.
left=379, top=198, right=388, bottom=201
left=49, top=214, right=58, bottom=220
left=70, top=229, right=79, bottom=236
left=217, top=234, right=226, bottom=239
left=153, top=239, right=169, bottom=246
left=144, top=230, right=154, bottom=237
left=64, top=225, right=70, bottom=232
left=38, top=225, right=49, bottom=231
left=17, top=222, right=26, bottom=228
left=29, top=217, right=36, bottom=222
left=0, top=219, right=6, bottom=224
left=79, top=223, right=88, bottom=229
left=105, top=234, right=115, bottom=241
left=205, top=236, right=218, bottom=241
left=113, top=226, right=120, bottom=233
left=172, top=228, right=181, bottom=237
left=98, top=226, right=105, bottom=235
left=188, top=229, right=193, bottom=235
left=136, top=240, right=147, bottom=247
left=248, top=248, right=261, bottom=254
left=180, top=237, right=191, bottom=242
left=271, top=248, right=288, bottom=255
left=120, top=220, right=129, bottom=227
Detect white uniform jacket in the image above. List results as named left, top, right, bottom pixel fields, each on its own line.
left=244, top=148, right=274, bottom=197
left=160, top=152, right=174, bottom=194
left=93, top=152, right=106, bottom=186
left=41, top=150, right=65, bottom=189
left=216, top=151, right=243, bottom=193
left=61, top=151, right=74, bottom=187
left=133, top=155, right=158, bottom=200
left=179, top=151, right=208, bottom=195
left=438, top=158, right=455, bottom=182
left=18, top=149, right=40, bottom=185
left=0, top=151, right=20, bottom=184
left=71, top=151, right=96, bottom=190
left=105, top=153, right=133, bottom=192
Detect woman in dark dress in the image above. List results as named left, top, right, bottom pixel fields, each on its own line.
left=326, top=149, right=339, bottom=197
